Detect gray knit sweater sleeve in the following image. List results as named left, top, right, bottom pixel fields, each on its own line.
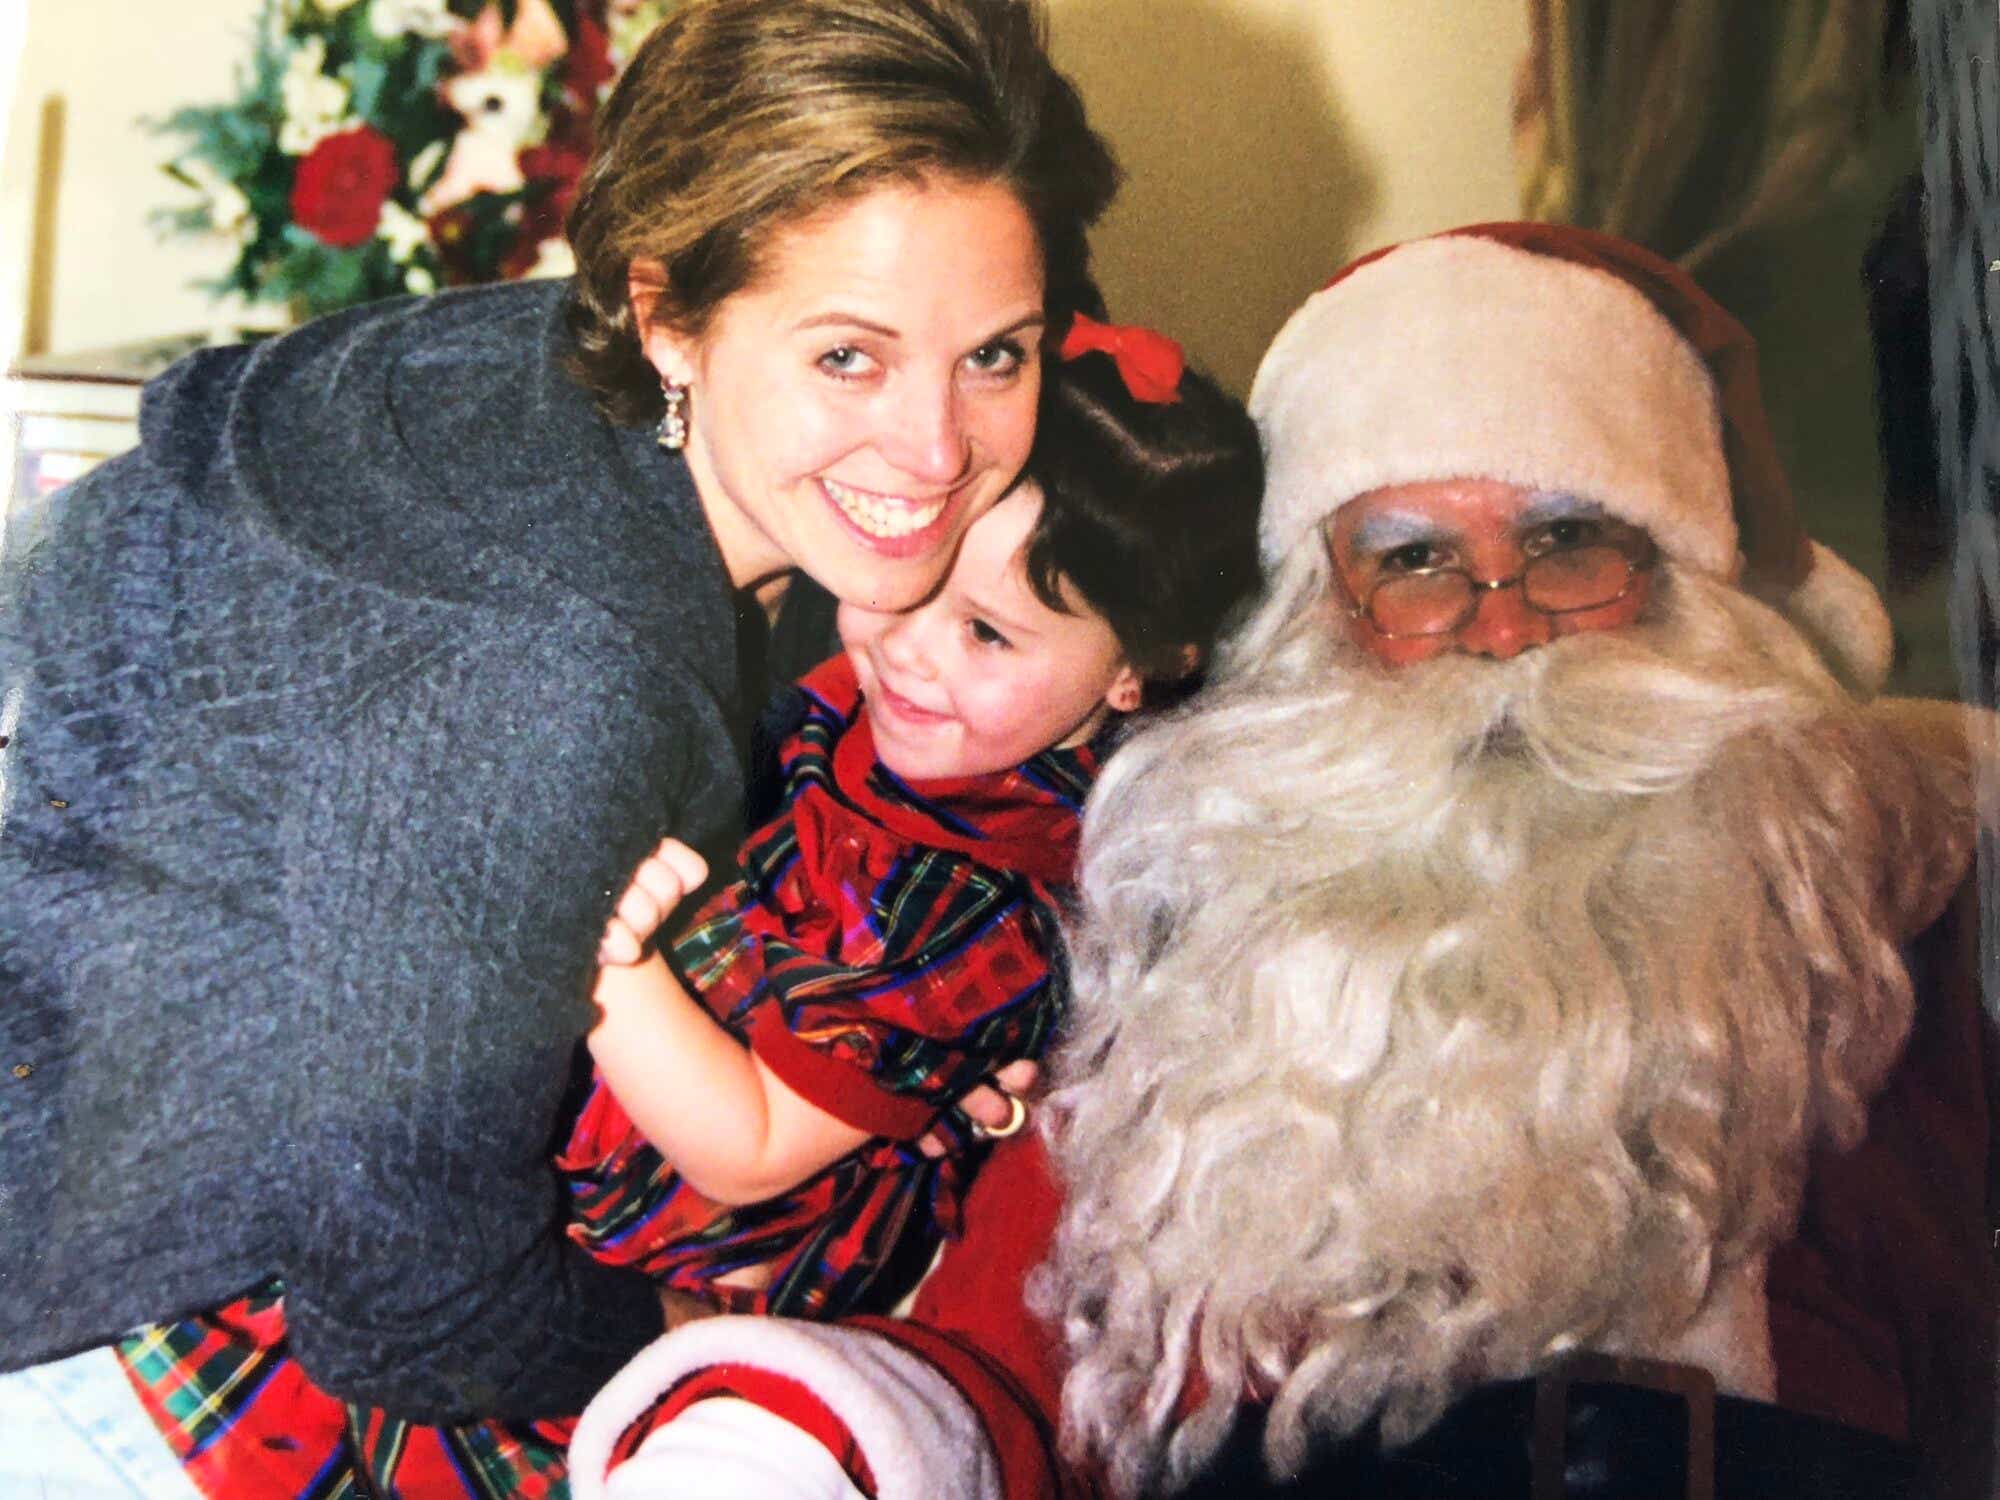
left=277, top=621, right=701, bottom=1418
left=0, top=280, right=757, bottom=1419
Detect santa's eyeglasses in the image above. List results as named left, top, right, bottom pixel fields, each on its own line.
left=1344, top=531, right=1657, bottom=638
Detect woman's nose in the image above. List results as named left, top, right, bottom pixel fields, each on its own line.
left=1453, top=581, right=1553, bottom=660
left=882, top=381, right=970, bottom=486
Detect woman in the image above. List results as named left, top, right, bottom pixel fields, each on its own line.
left=0, top=0, right=1115, bottom=1480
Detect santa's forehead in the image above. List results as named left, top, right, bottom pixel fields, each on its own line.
left=1342, top=489, right=1609, bottom=550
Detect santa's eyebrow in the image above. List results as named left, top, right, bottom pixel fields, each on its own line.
left=1518, top=491, right=1609, bottom=527
left=1347, top=510, right=1449, bottom=553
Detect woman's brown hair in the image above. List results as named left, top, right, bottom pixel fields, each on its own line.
left=566, top=0, right=1120, bottom=426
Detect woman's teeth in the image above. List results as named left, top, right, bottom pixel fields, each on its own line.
left=824, top=479, right=947, bottom=540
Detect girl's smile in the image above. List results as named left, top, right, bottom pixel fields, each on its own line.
left=839, top=485, right=1142, bottom=782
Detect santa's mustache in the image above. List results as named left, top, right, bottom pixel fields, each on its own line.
left=1321, top=575, right=1842, bottom=800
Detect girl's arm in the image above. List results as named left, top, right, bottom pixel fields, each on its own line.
left=592, top=838, right=1036, bottom=1202
left=589, top=950, right=869, bottom=1206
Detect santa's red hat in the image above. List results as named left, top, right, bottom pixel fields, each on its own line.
left=1247, top=221, right=1894, bottom=694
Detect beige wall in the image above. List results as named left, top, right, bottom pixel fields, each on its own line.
left=1, top=0, right=1528, bottom=388
left=1050, top=0, right=1528, bottom=391
left=1, top=1, right=260, bottom=359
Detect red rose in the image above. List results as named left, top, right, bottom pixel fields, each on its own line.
left=560, top=13, right=615, bottom=104
left=291, top=127, right=400, bottom=248
left=500, top=140, right=591, bottom=277
left=521, top=140, right=588, bottom=219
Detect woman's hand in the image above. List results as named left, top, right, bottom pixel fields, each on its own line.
left=599, top=838, right=710, bottom=965
left=917, top=1058, right=1039, bottom=1159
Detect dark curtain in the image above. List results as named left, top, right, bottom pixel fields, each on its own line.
left=1911, top=3, right=2000, bottom=1282
left=1515, top=0, right=1913, bottom=269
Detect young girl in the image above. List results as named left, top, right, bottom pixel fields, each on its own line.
left=115, top=317, right=1264, bottom=1497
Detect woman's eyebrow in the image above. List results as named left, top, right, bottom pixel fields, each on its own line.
left=791, top=310, right=1047, bottom=343
left=794, top=312, right=900, bottom=337
left=990, top=311, right=1046, bottom=338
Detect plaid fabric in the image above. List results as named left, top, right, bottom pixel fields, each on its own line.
left=559, top=1081, right=967, bottom=1319
left=671, top=653, right=1090, bottom=1134
left=116, top=653, right=1095, bottom=1497
left=115, top=1289, right=350, bottom=1497
left=115, top=1286, right=570, bottom=1499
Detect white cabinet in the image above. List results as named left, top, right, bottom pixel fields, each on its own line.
left=3, top=336, right=205, bottom=561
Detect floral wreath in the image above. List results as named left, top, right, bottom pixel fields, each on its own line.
left=158, top=0, right=678, bottom=320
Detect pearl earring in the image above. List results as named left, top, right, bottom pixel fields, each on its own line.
left=657, top=381, right=689, bottom=451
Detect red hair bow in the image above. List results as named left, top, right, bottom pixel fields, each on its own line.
left=1058, top=313, right=1185, bottom=404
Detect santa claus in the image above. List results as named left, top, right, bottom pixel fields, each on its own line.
left=566, top=224, right=1996, bottom=1500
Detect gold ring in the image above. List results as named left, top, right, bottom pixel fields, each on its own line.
left=972, top=1091, right=1029, bottom=1142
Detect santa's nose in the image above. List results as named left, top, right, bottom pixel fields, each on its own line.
left=1453, top=583, right=1553, bottom=660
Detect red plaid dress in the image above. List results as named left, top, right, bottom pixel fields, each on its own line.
left=115, top=654, right=1096, bottom=1498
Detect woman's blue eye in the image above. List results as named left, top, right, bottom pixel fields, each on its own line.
left=967, top=339, right=1025, bottom=376
left=968, top=618, right=1011, bottom=647
left=817, top=345, right=867, bottom=377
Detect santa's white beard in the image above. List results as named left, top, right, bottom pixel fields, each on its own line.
left=1037, top=555, right=1951, bottom=1497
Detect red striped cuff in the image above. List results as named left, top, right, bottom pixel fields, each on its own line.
left=748, top=1009, right=938, bottom=1140
left=606, top=1364, right=878, bottom=1496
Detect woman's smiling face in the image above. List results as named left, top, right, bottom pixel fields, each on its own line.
left=637, top=173, right=1047, bottom=612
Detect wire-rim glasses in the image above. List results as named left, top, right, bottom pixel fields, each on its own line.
left=1345, top=532, right=1657, bottom=639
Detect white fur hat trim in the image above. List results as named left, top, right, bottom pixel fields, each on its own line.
left=1249, top=236, right=1735, bottom=576
left=1777, top=540, right=1896, bottom=694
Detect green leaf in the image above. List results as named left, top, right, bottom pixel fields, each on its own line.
left=310, top=247, right=372, bottom=313
left=372, top=41, right=457, bottom=150
left=148, top=203, right=212, bottom=238
left=349, top=53, right=390, bottom=119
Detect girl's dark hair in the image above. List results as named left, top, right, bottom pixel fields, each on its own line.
left=1020, top=347, right=1265, bottom=705
left=565, top=0, right=1119, bottom=426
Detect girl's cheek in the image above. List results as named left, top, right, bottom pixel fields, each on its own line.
left=956, top=675, right=1005, bottom=730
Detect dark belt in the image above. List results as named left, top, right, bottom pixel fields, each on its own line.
left=1178, top=1353, right=1928, bottom=1499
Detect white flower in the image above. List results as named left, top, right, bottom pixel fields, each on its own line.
left=525, top=237, right=575, bottom=280
left=377, top=199, right=432, bottom=262
left=317, top=0, right=363, bottom=12
left=370, top=0, right=456, bottom=40
left=278, top=37, right=351, bottom=155
left=442, top=63, right=544, bottom=148
left=281, top=36, right=332, bottom=96
left=179, top=157, right=254, bottom=241
left=211, top=182, right=254, bottom=239
left=405, top=264, right=438, bottom=295
left=278, top=110, right=351, bottom=156
left=407, top=140, right=446, bottom=192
